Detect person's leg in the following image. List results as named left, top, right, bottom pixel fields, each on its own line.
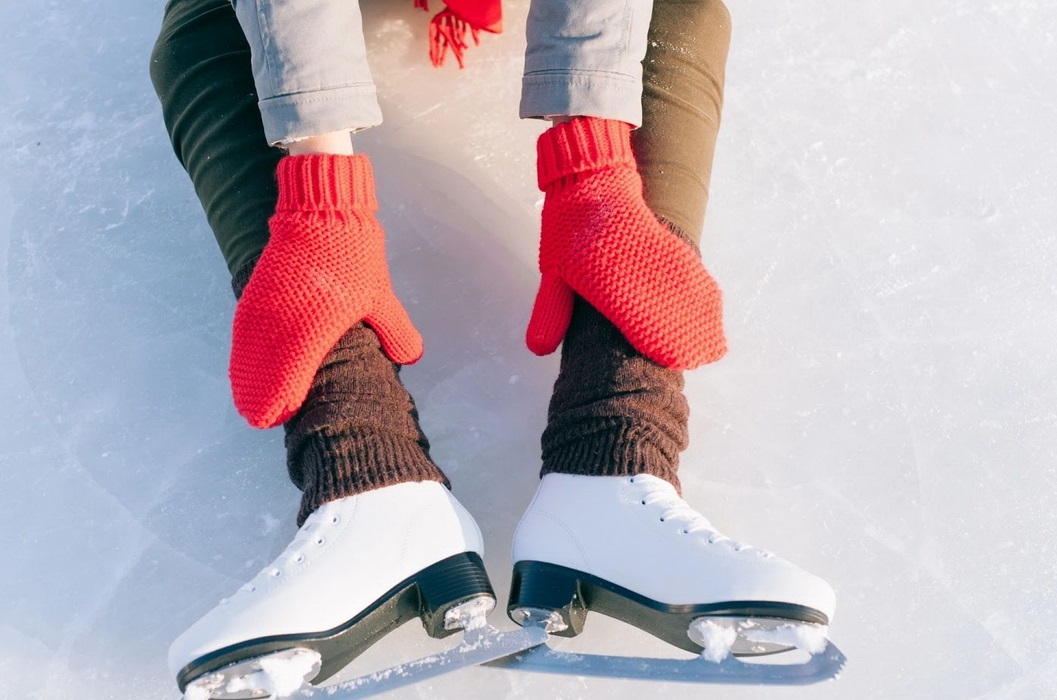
left=541, top=0, right=731, bottom=490
left=149, top=0, right=446, bottom=523
left=512, top=0, right=836, bottom=653
left=231, top=0, right=382, bottom=146
left=520, top=0, right=726, bottom=370
left=284, top=315, right=448, bottom=526
left=519, top=0, right=730, bottom=493
left=198, top=0, right=421, bottom=432
left=150, top=2, right=491, bottom=693
left=149, top=0, right=279, bottom=277
left=635, top=0, right=729, bottom=245
left=519, top=0, right=653, bottom=126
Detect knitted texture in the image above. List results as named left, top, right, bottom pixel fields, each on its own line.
left=542, top=296, right=688, bottom=491
left=231, top=154, right=423, bottom=428
left=527, top=117, right=727, bottom=369
left=284, top=322, right=448, bottom=526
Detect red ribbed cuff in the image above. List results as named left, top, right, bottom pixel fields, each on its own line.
left=536, top=118, right=636, bottom=191
left=275, top=154, right=379, bottom=212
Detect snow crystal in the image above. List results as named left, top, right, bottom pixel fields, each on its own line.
left=688, top=618, right=829, bottom=663
left=255, top=649, right=322, bottom=697
left=183, top=649, right=321, bottom=699
left=741, top=623, right=829, bottom=656
left=688, top=619, right=737, bottom=663
left=444, top=595, right=495, bottom=632
left=183, top=684, right=212, bottom=700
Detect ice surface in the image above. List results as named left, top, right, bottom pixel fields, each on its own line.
left=3, top=0, right=1057, bottom=699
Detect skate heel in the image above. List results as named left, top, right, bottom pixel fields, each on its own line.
left=507, top=561, right=589, bottom=637
left=417, top=551, right=496, bottom=638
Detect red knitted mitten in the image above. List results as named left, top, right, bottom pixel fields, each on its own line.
left=527, top=118, right=726, bottom=369
left=231, top=154, right=422, bottom=429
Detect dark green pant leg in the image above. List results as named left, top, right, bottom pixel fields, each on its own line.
left=149, top=0, right=280, bottom=279
left=634, top=0, right=731, bottom=245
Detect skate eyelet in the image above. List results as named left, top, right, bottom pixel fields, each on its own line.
left=640, top=500, right=647, bottom=505
left=628, top=477, right=635, bottom=483
left=330, top=515, right=340, bottom=525
left=315, top=536, right=326, bottom=546
left=293, top=553, right=305, bottom=564
left=681, top=529, right=689, bottom=535
left=270, top=569, right=281, bottom=577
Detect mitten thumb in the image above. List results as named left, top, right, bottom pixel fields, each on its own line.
left=365, top=293, right=425, bottom=365
left=526, top=272, right=575, bottom=356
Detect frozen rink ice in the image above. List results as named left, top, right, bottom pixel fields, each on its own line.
left=1, top=0, right=1056, bottom=698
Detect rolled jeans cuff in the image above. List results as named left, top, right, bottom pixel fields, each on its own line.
left=520, top=71, right=644, bottom=127
left=519, top=0, right=652, bottom=126
left=258, top=84, right=383, bottom=146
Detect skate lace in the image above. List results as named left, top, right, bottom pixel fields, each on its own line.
left=630, top=477, right=771, bottom=557
left=232, top=508, right=343, bottom=598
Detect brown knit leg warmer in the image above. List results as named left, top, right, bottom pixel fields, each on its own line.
left=540, top=0, right=730, bottom=490
left=233, top=261, right=448, bottom=526
left=540, top=297, right=690, bottom=491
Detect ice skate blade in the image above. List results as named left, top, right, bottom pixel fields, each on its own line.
left=485, top=637, right=847, bottom=686
left=283, top=624, right=549, bottom=699
left=176, top=552, right=495, bottom=692
left=508, top=560, right=830, bottom=654
left=183, top=648, right=321, bottom=700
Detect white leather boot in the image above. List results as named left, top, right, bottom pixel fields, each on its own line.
left=170, top=481, right=493, bottom=697
left=509, top=473, right=835, bottom=655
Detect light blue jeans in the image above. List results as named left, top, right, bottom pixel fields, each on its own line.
left=520, top=0, right=651, bottom=126
left=231, top=0, right=653, bottom=145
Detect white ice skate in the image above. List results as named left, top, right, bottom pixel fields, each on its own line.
left=497, top=473, right=844, bottom=685
left=169, top=481, right=497, bottom=698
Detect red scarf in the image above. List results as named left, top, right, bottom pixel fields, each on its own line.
left=414, top=0, right=503, bottom=68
